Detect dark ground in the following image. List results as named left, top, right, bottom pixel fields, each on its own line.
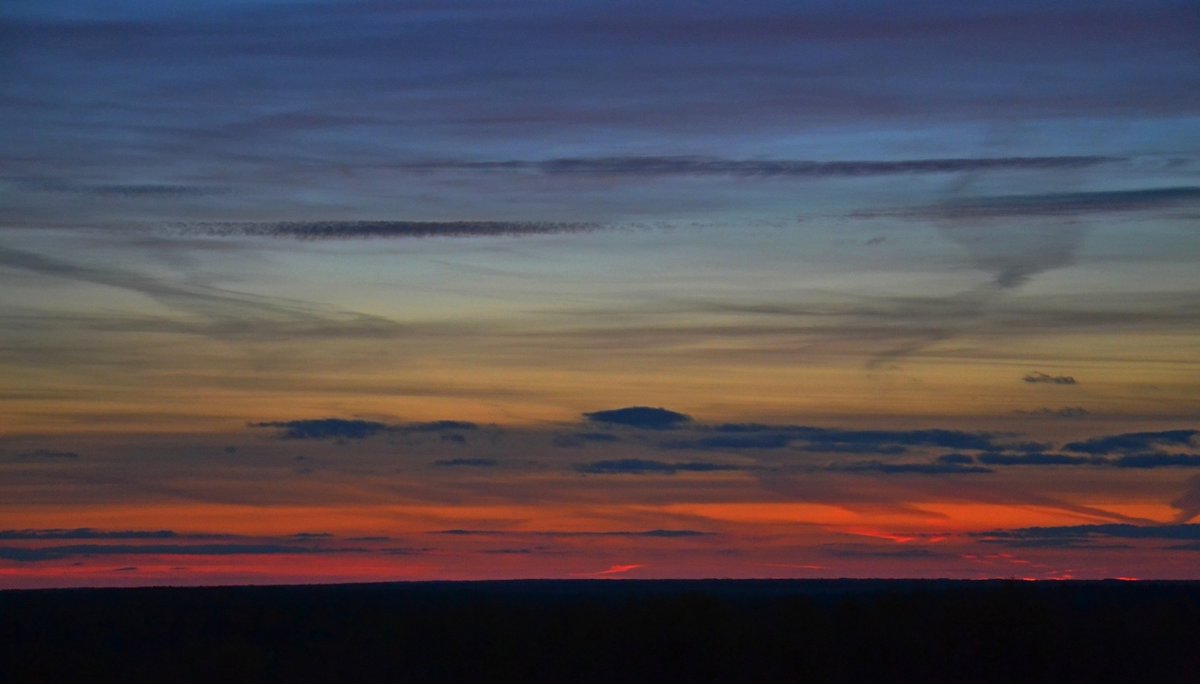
left=2, top=579, right=1198, bottom=683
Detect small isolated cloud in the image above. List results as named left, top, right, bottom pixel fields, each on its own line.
left=830, top=461, right=992, bottom=475
left=583, top=406, right=692, bottom=430
left=577, top=458, right=742, bottom=475
left=251, top=418, right=389, bottom=440
left=434, top=458, right=498, bottom=468
left=1023, top=372, right=1077, bottom=385
left=1064, top=430, right=1198, bottom=455
left=189, top=220, right=604, bottom=241
left=1014, top=407, right=1091, bottom=418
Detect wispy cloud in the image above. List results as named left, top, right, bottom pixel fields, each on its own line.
left=577, top=459, right=744, bottom=475
left=186, top=221, right=607, bottom=240
left=399, top=155, right=1119, bottom=178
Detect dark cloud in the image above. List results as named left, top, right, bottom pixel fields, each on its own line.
left=977, top=452, right=1102, bottom=466
left=860, top=187, right=1200, bottom=220
left=662, top=433, right=793, bottom=450
left=824, top=544, right=939, bottom=558
left=1111, top=453, right=1200, bottom=469
left=711, top=424, right=997, bottom=451
left=1013, top=407, right=1091, bottom=418
left=17, top=178, right=226, bottom=197
left=188, top=221, right=606, bottom=241
left=553, top=432, right=622, bottom=448
left=0, top=529, right=179, bottom=540
left=434, top=458, right=498, bottom=468
left=830, top=461, right=993, bottom=475
left=0, top=543, right=359, bottom=562
left=1064, top=430, right=1198, bottom=455
left=12, top=449, right=81, bottom=460
left=399, top=420, right=478, bottom=433
left=252, top=418, right=389, bottom=440
left=1172, top=476, right=1200, bottom=523
left=975, top=524, right=1200, bottom=544
left=400, top=155, right=1118, bottom=178
left=583, top=406, right=692, bottom=430
left=577, top=458, right=743, bottom=475
left=1023, top=372, right=1077, bottom=385
left=935, top=453, right=976, bottom=465
left=429, top=529, right=712, bottom=538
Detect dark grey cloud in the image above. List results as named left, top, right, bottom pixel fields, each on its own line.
left=11, top=449, right=81, bottom=460
left=975, top=523, right=1200, bottom=545
left=830, top=461, right=993, bottom=475
left=1023, top=372, right=1077, bottom=385
left=859, top=187, right=1200, bottom=220
left=1172, top=476, right=1200, bottom=523
left=400, top=155, right=1118, bottom=178
left=583, top=406, right=692, bottom=430
left=0, top=543, right=358, bottom=562
left=430, top=528, right=712, bottom=538
left=553, top=432, right=621, bottom=448
left=188, top=221, right=606, bottom=241
left=399, top=420, right=478, bottom=433
left=252, top=418, right=389, bottom=440
left=710, top=424, right=997, bottom=451
left=1112, top=453, right=1200, bottom=469
left=1064, top=430, right=1198, bottom=455
left=936, top=453, right=976, bottom=465
left=662, top=433, right=794, bottom=450
left=1013, top=407, right=1091, bottom=418
left=977, top=452, right=1102, bottom=466
left=824, top=544, right=939, bottom=559
left=434, top=458, right=498, bottom=468
left=577, top=458, right=743, bottom=475
left=0, top=529, right=179, bottom=540
left=15, top=178, right=226, bottom=197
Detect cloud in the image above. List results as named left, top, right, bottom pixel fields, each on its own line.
left=400, top=155, right=1118, bottom=178
left=187, top=221, right=606, bottom=240
left=830, top=461, right=993, bottom=475
left=252, top=418, right=389, bottom=440
left=1013, top=407, right=1091, bottom=418
left=0, top=543, right=360, bottom=562
left=710, top=424, right=997, bottom=451
left=1112, top=453, right=1200, bottom=469
left=1023, top=372, right=1077, bottom=385
left=10, top=449, right=81, bottom=461
left=860, top=187, right=1200, bottom=220
left=429, top=529, right=711, bottom=538
left=975, top=524, right=1200, bottom=545
left=977, top=452, right=1102, bottom=466
left=1171, top=476, right=1200, bottom=523
left=398, top=421, right=478, bottom=433
left=661, top=433, right=793, bottom=450
left=434, top=458, right=498, bottom=468
left=1063, top=430, right=1198, bottom=455
left=0, top=529, right=179, bottom=540
left=583, top=406, right=692, bottom=430
left=553, top=432, right=622, bottom=448
left=577, top=459, right=743, bottom=475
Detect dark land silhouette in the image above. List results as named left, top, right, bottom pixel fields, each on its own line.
left=3, top=579, right=1198, bottom=683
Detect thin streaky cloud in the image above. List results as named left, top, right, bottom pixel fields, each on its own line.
left=395, top=155, right=1120, bottom=178
left=183, top=221, right=608, bottom=240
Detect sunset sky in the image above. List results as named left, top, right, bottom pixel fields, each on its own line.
left=2, top=0, right=1199, bottom=587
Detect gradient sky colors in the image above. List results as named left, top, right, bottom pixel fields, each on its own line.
left=1, top=0, right=1199, bottom=588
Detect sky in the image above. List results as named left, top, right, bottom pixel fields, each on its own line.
left=1, top=0, right=1198, bottom=587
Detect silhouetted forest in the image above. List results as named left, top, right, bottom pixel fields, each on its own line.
left=3, top=580, right=1198, bottom=683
